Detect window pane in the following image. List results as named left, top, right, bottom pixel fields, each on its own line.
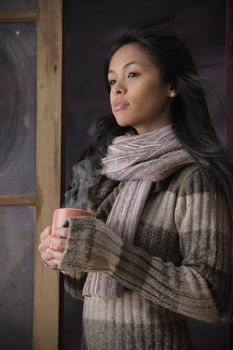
left=0, top=22, right=36, bottom=195
left=0, top=206, right=35, bottom=350
left=0, top=0, right=37, bottom=11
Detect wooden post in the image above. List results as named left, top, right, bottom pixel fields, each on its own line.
left=0, top=10, right=38, bottom=22
left=33, top=1, right=63, bottom=349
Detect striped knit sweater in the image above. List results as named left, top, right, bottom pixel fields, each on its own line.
left=58, top=163, right=231, bottom=350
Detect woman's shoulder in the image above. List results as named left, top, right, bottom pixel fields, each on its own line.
left=171, top=163, right=217, bottom=196
left=158, top=163, right=214, bottom=196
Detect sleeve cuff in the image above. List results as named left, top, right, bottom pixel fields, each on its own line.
left=58, top=216, right=123, bottom=274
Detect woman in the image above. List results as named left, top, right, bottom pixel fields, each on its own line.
left=38, top=21, right=233, bottom=349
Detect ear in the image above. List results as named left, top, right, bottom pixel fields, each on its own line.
left=167, top=84, right=178, bottom=97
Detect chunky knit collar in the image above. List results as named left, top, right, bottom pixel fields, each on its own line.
left=99, top=123, right=201, bottom=182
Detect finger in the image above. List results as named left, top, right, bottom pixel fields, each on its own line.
left=47, top=248, right=65, bottom=260
left=53, top=227, right=69, bottom=238
left=41, top=249, right=54, bottom=262
left=50, top=235, right=67, bottom=251
left=46, top=259, right=60, bottom=267
left=38, top=234, right=52, bottom=253
left=40, top=226, right=52, bottom=240
left=41, top=250, right=62, bottom=269
left=40, top=226, right=51, bottom=240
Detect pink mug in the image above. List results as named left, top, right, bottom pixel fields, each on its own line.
left=50, top=208, right=96, bottom=249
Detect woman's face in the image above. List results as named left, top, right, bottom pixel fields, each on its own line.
left=108, top=43, right=174, bottom=134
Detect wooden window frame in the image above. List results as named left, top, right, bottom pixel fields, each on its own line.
left=33, top=1, right=62, bottom=350
left=0, top=1, right=62, bottom=349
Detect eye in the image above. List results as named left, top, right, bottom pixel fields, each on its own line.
left=108, top=79, right=116, bottom=86
left=128, top=72, right=139, bottom=78
left=108, top=72, right=140, bottom=87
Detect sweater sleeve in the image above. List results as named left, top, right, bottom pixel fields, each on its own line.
left=58, top=170, right=231, bottom=322
left=61, top=179, right=123, bottom=300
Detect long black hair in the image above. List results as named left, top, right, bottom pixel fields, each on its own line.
left=105, top=21, right=233, bottom=205
left=69, top=19, right=233, bottom=218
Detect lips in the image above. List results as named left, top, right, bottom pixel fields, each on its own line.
left=113, top=99, right=129, bottom=111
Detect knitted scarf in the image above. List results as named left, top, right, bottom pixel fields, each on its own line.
left=82, top=123, right=203, bottom=298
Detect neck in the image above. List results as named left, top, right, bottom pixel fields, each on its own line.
left=134, top=121, right=173, bottom=135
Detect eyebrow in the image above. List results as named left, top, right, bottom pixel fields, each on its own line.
left=108, top=61, right=143, bottom=75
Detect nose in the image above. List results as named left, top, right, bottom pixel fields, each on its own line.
left=112, top=80, right=127, bottom=95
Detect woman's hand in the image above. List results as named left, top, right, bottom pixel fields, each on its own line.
left=38, top=226, right=69, bottom=269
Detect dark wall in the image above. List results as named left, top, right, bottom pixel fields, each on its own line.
left=62, top=1, right=227, bottom=349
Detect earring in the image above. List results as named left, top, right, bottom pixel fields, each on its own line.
left=170, top=91, right=176, bottom=98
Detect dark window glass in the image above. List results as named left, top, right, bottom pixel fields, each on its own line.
left=0, top=206, right=35, bottom=350
left=0, top=22, right=36, bottom=195
left=0, top=0, right=37, bottom=11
